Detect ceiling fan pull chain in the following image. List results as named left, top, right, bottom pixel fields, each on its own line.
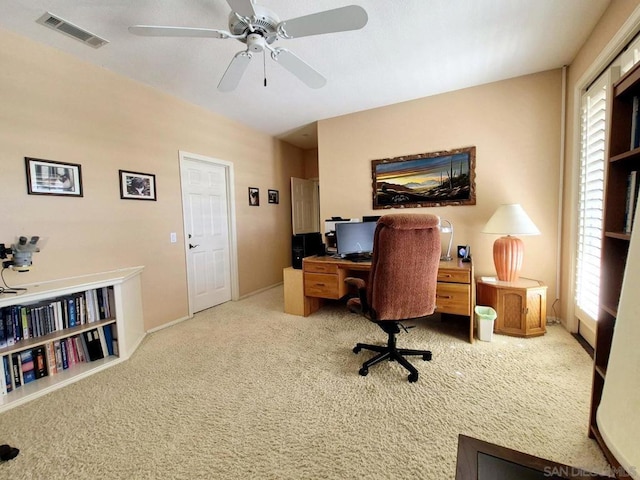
left=263, top=49, right=267, bottom=87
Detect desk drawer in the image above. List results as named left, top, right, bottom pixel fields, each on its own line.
left=304, top=262, right=339, bottom=274
left=436, top=283, right=470, bottom=315
left=437, top=268, right=470, bottom=284
left=305, top=273, right=344, bottom=299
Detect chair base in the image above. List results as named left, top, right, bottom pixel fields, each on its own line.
left=353, top=341, right=432, bottom=382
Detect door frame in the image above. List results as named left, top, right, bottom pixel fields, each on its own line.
left=179, top=150, right=239, bottom=317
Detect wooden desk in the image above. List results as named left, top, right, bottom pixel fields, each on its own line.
left=300, top=255, right=475, bottom=343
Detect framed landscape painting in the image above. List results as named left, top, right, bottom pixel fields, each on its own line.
left=371, top=146, right=476, bottom=209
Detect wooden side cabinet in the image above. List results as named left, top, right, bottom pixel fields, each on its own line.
left=476, top=278, right=547, bottom=338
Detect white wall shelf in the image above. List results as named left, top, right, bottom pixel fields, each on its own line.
left=0, top=267, right=145, bottom=412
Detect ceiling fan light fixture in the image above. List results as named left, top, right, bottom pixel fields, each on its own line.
left=246, top=33, right=267, bottom=53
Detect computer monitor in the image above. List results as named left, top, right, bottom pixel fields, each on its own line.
left=336, top=221, right=377, bottom=260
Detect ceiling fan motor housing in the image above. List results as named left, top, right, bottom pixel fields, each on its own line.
left=228, top=5, right=280, bottom=44
left=246, top=33, right=266, bottom=52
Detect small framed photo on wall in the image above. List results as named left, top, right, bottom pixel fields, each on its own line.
left=119, top=170, right=157, bottom=201
left=25, top=157, right=83, bottom=197
left=268, top=189, right=279, bottom=204
left=249, top=187, right=259, bottom=206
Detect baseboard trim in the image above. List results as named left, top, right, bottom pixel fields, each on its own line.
left=147, top=315, right=191, bottom=334
left=238, top=282, right=283, bottom=300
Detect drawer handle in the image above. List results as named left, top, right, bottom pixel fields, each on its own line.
left=316, top=283, right=325, bottom=287
left=439, top=274, right=452, bottom=278
left=437, top=295, right=451, bottom=299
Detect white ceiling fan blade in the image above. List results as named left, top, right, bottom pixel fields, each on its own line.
left=227, top=0, right=257, bottom=18
left=218, top=51, right=253, bottom=92
left=129, top=25, right=230, bottom=39
left=272, top=48, right=326, bottom=89
left=278, top=5, right=368, bottom=39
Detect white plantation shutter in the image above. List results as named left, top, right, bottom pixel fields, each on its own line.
left=575, top=76, right=608, bottom=321
left=575, top=75, right=608, bottom=322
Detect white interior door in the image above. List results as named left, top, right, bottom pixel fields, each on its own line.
left=180, top=152, right=237, bottom=314
left=291, top=177, right=320, bottom=234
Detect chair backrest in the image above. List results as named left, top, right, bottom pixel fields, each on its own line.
left=367, top=214, right=441, bottom=321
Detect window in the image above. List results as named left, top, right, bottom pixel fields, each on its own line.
left=575, top=75, right=607, bottom=322
left=574, top=36, right=640, bottom=327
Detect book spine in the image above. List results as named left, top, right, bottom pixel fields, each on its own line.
left=45, top=342, right=58, bottom=376
left=0, top=355, right=7, bottom=395
left=0, top=309, right=6, bottom=349
left=102, top=325, right=115, bottom=356
left=33, top=346, right=48, bottom=379
left=60, top=340, right=68, bottom=370
left=631, top=96, right=640, bottom=149
left=4, top=308, right=15, bottom=347
left=20, top=349, right=35, bottom=384
left=11, top=353, right=22, bottom=388
left=625, top=171, right=638, bottom=233
left=21, top=306, right=30, bottom=340
left=54, top=340, right=63, bottom=372
left=67, top=297, right=76, bottom=328
left=11, top=306, right=21, bottom=343
left=2, top=355, right=11, bottom=394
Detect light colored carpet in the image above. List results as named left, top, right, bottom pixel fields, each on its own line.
left=0, top=285, right=609, bottom=479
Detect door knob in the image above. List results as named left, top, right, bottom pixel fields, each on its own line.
left=189, top=243, right=200, bottom=249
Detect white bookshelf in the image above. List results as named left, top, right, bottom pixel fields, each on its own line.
left=0, top=267, right=145, bottom=412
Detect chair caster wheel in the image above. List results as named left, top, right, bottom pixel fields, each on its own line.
left=359, top=368, right=368, bottom=377
left=353, top=346, right=361, bottom=354
left=423, top=352, right=432, bottom=361
left=408, top=372, right=419, bottom=382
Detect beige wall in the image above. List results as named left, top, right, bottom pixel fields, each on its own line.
left=561, top=0, right=640, bottom=330
left=303, top=148, right=319, bottom=179
left=318, top=70, right=562, bottom=308
left=0, top=28, right=304, bottom=331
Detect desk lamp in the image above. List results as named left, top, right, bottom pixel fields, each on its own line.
left=481, top=204, right=539, bottom=282
left=439, top=219, right=454, bottom=261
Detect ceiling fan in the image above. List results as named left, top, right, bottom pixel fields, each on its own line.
left=129, top=0, right=368, bottom=92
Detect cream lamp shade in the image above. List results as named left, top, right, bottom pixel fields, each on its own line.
left=482, top=204, right=540, bottom=282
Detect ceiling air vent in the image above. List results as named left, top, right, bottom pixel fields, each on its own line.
left=36, top=12, right=109, bottom=49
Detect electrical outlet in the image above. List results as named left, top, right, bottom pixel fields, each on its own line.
left=170, top=232, right=177, bottom=243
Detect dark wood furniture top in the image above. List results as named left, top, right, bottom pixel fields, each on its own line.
left=455, top=434, right=614, bottom=480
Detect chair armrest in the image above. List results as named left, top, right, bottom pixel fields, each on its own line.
left=345, top=277, right=366, bottom=289
left=345, top=276, right=369, bottom=314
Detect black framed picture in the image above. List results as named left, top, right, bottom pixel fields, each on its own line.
left=119, top=170, right=157, bottom=201
left=268, top=189, right=279, bottom=204
left=249, top=187, right=259, bottom=206
left=25, top=157, right=83, bottom=197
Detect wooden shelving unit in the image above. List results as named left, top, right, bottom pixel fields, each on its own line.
left=589, top=61, right=640, bottom=475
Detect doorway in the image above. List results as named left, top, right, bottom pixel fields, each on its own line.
left=291, top=177, right=320, bottom=235
left=179, top=151, right=238, bottom=315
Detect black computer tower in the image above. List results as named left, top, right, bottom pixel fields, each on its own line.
left=292, top=232, right=323, bottom=269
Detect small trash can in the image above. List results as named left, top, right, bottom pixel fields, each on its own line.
left=475, top=306, right=497, bottom=342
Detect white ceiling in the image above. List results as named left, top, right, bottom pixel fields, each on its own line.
left=0, top=0, right=611, bottom=150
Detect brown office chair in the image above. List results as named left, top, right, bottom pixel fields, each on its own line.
left=345, top=213, right=441, bottom=382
